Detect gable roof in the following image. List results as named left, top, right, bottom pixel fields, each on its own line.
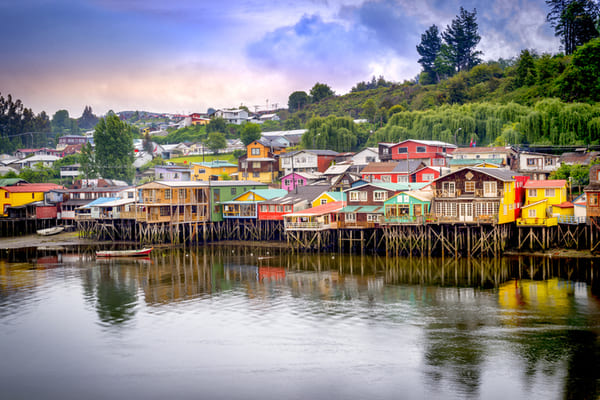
left=436, top=167, right=519, bottom=183
left=524, top=179, right=567, bottom=189
left=1, top=183, right=63, bottom=193
left=345, top=182, right=429, bottom=192
left=262, top=185, right=331, bottom=204
left=285, top=201, right=346, bottom=217
left=361, top=160, right=424, bottom=174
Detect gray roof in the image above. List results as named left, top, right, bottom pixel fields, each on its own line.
left=468, top=167, right=520, bottom=181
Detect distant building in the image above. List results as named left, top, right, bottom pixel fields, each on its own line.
left=213, top=109, right=249, bottom=125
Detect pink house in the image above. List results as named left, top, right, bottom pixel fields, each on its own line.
left=281, top=172, right=324, bottom=191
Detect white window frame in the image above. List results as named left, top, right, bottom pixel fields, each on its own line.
left=373, top=191, right=388, bottom=202
left=483, top=181, right=497, bottom=197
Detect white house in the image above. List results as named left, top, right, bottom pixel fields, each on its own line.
left=213, top=109, right=249, bottom=125
left=517, top=150, right=560, bottom=180
left=14, top=155, right=61, bottom=170
left=351, top=147, right=380, bottom=166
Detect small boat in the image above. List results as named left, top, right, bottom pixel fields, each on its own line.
left=37, top=226, right=65, bottom=236
left=96, top=248, right=153, bottom=258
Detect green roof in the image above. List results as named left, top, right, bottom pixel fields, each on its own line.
left=324, top=191, right=346, bottom=201
left=0, top=178, right=27, bottom=186
left=449, top=158, right=502, bottom=166
left=229, top=188, right=288, bottom=202
left=193, top=160, right=237, bottom=168
left=339, top=205, right=383, bottom=213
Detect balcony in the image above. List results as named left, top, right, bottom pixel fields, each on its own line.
left=383, top=215, right=426, bottom=225
left=516, top=217, right=558, bottom=227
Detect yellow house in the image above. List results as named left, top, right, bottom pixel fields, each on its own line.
left=238, top=139, right=282, bottom=184
left=311, top=191, right=346, bottom=208
left=191, top=160, right=238, bottom=181
left=517, top=179, right=570, bottom=226
left=0, top=183, right=63, bottom=216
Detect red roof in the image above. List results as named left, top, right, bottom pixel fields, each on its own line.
left=1, top=183, right=64, bottom=193
left=553, top=201, right=573, bottom=208
left=524, top=180, right=567, bottom=189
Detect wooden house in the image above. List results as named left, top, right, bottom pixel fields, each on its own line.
left=155, top=165, right=192, bottom=181
left=0, top=183, right=63, bottom=217
left=283, top=201, right=346, bottom=231
left=311, top=191, right=346, bottom=208
left=339, top=182, right=428, bottom=228
left=378, top=140, right=456, bottom=167
left=573, top=193, right=587, bottom=223
left=56, top=185, right=132, bottom=220
left=585, top=164, right=600, bottom=218
left=281, top=171, right=324, bottom=191
left=238, top=139, right=282, bottom=183
left=361, top=161, right=425, bottom=183
left=431, top=167, right=526, bottom=224
left=191, top=160, right=237, bottom=181
left=517, top=180, right=569, bottom=226
left=450, top=146, right=515, bottom=170
left=383, top=189, right=433, bottom=225
left=259, top=185, right=330, bottom=221
left=279, top=150, right=339, bottom=176
left=135, top=181, right=210, bottom=223
left=222, top=189, right=287, bottom=219
left=516, top=150, right=560, bottom=180
left=207, top=181, right=269, bottom=222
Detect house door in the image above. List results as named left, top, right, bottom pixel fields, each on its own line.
left=459, top=203, right=473, bottom=222
left=413, top=204, right=422, bottom=216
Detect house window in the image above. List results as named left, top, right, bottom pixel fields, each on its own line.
left=527, top=158, right=536, bottom=166
left=321, top=199, right=327, bottom=205
left=432, top=158, right=444, bottom=166
left=349, top=191, right=360, bottom=201
left=367, top=214, right=379, bottom=222
left=483, top=181, right=497, bottom=197
left=360, top=191, right=368, bottom=201
left=241, top=162, right=247, bottom=169
left=260, top=205, right=268, bottom=212
left=545, top=188, right=555, bottom=197
left=528, top=189, right=536, bottom=198
left=160, top=206, right=170, bottom=216
left=252, top=162, right=261, bottom=169
left=346, top=213, right=356, bottom=222
left=397, top=147, right=408, bottom=154
left=416, top=146, right=426, bottom=153
left=422, top=174, right=435, bottom=182
left=442, top=182, right=455, bottom=196
left=398, top=175, right=409, bottom=183
left=213, top=189, right=220, bottom=202
left=381, top=175, right=391, bottom=183
left=283, top=158, right=290, bottom=165
left=528, top=208, right=536, bottom=218
left=284, top=179, right=291, bottom=186
left=464, top=182, right=475, bottom=193
left=284, top=205, right=292, bottom=212
left=165, top=189, right=171, bottom=200
left=231, top=188, right=236, bottom=196
left=374, top=191, right=388, bottom=202
left=4, top=192, right=8, bottom=199
left=251, top=148, right=260, bottom=155
left=179, top=189, right=187, bottom=199
left=383, top=148, right=389, bottom=154
left=545, top=158, right=554, bottom=165
left=589, top=193, right=598, bottom=206
left=277, top=205, right=283, bottom=212
left=253, top=172, right=260, bottom=178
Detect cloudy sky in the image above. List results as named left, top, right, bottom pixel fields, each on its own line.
left=0, top=0, right=559, bottom=118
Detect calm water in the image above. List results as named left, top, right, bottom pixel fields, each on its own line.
left=1, top=245, right=599, bottom=400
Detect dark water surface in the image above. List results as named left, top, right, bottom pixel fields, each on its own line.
left=1, top=245, right=599, bottom=400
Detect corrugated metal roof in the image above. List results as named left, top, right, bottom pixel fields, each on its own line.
left=285, top=201, right=346, bottom=216
left=524, top=179, right=567, bottom=188
left=1, top=183, right=63, bottom=192
left=339, top=205, right=383, bottom=213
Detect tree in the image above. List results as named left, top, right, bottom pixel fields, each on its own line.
left=143, top=132, right=154, bottom=154
left=288, top=91, right=310, bottom=112
left=284, top=115, right=302, bottom=130
left=546, top=0, right=600, bottom=54
left=417, top=25, right=443, bottom=83
left=206, top=117, right=227, bottom=133
left=94, top=114, right=134, bottom=182
left=205, top=132, right=227, bottom=154
left=442, top=7, right=483, bottom=72
left=557, top=37, right=600, bottom=101
left=51, top=109, right=71, bottom=133
left=79, top=106, right=99, bottom=130
left=309, top=83, right=334, bottom=103
left=240, top=122, right=262, bottom=146
left=515, top=49, right=538, bottom=87
left=361, top=99, right=377, bottom=123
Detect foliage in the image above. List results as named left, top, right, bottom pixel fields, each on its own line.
left=78, top=106, right=99, bottom=130
left=79, top=142, right=98, bottom=179
left=310, top=83, right=335, bottom=103
left=240, top=123, right=262, bottom=145
left=442, top=7, right=482, bottom=73
left=0, top=93, right=51, bottom=153
left=288, top=91, right=310, bottom=112
left=169, top=153, right=237, bottom=165
left=206, top=117, right=227, bottom=133
left=142, top=132, right=154, bottom=153
left=556, top=38, right=600, bottom=102
left=546, top=0, right=600, bottom=55
left=361, top=99, right=377, bottom=123
left=19, top=163, right=55, bottom=183
left=417, top=25, right=443, bottom=83
left=94, top=115, right=135, bottom=182
left=283, top=115, right=302, bottom=130
left=351, top=76, right=394, bottom=92
left=154, top=124, right=206, bottom=144
left=301, top=116, right=368, bottom=152
left=204, top=132, right=227, bottom=154
left=233, top=149, right=246, bottom=159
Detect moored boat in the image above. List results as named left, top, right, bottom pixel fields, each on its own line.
left=36, top=226, right=65, bottom=236
left=96, top=248, right=153, bottom=257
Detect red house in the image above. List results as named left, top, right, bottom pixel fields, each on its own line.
left=379, top=140, right=456, bottom=167
left=414, top=166, right=445, bottom=183
left=361, top=161, right=425, bottom=183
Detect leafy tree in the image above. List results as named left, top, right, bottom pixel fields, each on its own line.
left=417, top=25, right=443, bottom=83
left=206, top=117, right=227, bottom=133
left=143, top=132, right=154, bottom=154
left=310, top=83, right=334, bottom=103
left=442, top=7, right=483, bottom=72
left=546, top=0, right=600, bottom=54
left=19, top=163, right=55, bottom=183
left=361, top=99, right=377, bottom=123
left=301, top=116, right=361, bottom=152
left=78, top=106, right=99, bottom=130
left=284, top=115, right=302, bottom=130
left=51, top=110, right=71, bottom=133
left=288, top=91, right=310, bottom=112
left=205, top=132, right=227, bottom=154
left=351, top=76, right=393, bottom=92
left=240, top=122, right=262, bottom=145
left=94, top=114, right=134, bottom=182
left=557, top=37, right=600, bottom=101
left=433, top=44, right=457, bottom=81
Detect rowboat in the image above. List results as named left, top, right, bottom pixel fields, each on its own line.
left=37, top=226, right=65, bottom=236
left=96, top=248, right=153, bottom=257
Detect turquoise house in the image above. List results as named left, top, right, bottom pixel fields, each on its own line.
left=383, top=190, right=433, bottom=224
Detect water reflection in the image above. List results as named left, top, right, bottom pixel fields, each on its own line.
left=0, top=246, right=598, bottom=399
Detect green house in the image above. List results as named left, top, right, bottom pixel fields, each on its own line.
left=383, top=189, right=433, bottom=224
left=208, top=181, right=268, bottom=221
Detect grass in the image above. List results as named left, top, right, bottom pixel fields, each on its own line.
left=169, top=153, right=237, bottom=165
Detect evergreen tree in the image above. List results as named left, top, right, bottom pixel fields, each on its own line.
left=546, top=0, right=600, bottom=54
left=309, top=83, right=334, bottom=103
left=79, top=106, right=99, bottom=130
left=288, top=91, right=310, bottom=112
left=417, top=25, right=442, bottom=83
left=94, top=114, right=134, bottom=182
left=442, top=7, right=483, bottom=72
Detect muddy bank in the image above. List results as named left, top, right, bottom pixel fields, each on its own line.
left=0, top=231, right=98, bottom=250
